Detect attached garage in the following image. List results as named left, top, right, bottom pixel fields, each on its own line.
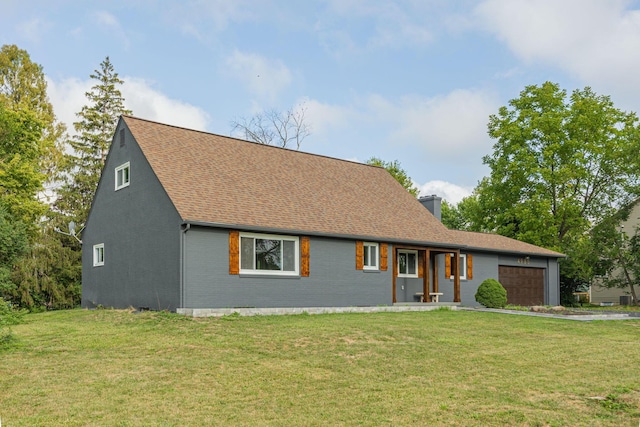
left=498, top=266, right=545, bottom=306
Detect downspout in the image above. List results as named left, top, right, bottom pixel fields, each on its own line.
left=545, top=258, right=550, bottom=306
left=180, top=223, right=191, bottom=309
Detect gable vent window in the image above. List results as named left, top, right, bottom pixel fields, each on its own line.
left=115, top=162, right=130, bottom=191
left=119, top=128, right=125, bottom=147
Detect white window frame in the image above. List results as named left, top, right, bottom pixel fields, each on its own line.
left=397, top=249, right=418, bottom=278
left=450, top=254, right=467, bottom=280
left=363, top=242, right=379, bottom=270
left=239, top=232, right=299, bottom=276
left=93, top=243, right=104, bottom=267
left=115, top=162, right=130, bottom=191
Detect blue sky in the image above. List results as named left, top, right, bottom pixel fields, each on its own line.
left=3, top=0, right=640, bottom=203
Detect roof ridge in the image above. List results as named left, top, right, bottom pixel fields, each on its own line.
left=121, top=115, right=386, bottom=170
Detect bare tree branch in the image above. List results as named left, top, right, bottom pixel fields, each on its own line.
left=230, top=103, right=311, bottom=150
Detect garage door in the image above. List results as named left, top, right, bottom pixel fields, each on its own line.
left=498, top=266, right=545, bottom=306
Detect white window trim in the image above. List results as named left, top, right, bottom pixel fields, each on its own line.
left=115, top=162, right=130, bottom=191
left=363, top=242, right=379, bottom=271
left=397, top=249, right=418, bottom=278
left=239, top=232, right=300, bottom=276
left=93, top=243, right=104, bottom=267
left=450, top=254, right=467, bottom=280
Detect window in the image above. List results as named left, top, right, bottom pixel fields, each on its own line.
left=363, top=242, right=378, bottom=270
left=115, top=162, right=130, bottom=190
left=398, top=250, right=418, bottom=277
left=239, top=232, right=299, bottom=275
left=448, top=253, right=469, bottom=280
left=93, top=243, right=104, bottom=267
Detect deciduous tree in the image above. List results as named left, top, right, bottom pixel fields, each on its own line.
left=478, top=82, right=640, bottom=249
left=472, top=82, right=640, bottom=299
left=441, top=196, right=483, bottom=231
left=0, top=208, right=28, bottom=300
left=230, top=103, right=311, bottom=149
left=366, top=157, right=419, bottom=197
left=0, top=104, right=46, bottom=230
left=0, top=44, right=64, bottom=180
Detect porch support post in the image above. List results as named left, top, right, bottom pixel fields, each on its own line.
left=453, top=250, right=461, bottom=302
left=423, top=249, right=430, bottom=302
left=433, top=254, right=439, bottom=294
left=392, top=246, right=397, bottom=303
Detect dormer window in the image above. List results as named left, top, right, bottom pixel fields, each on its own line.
left=115, top=162, right=130, bottom=190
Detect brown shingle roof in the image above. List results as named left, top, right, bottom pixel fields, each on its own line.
left=450, top=230, right=565, bottom=257
left=123, top=116, right=458, bottom=246
left=122, top=116, right=564, bottom=258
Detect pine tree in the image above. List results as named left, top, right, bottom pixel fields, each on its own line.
left=56, top=57, right=131, bottom=226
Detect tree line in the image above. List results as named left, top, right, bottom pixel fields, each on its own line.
left=0, top=44, right=130, bottom=309
left=441, top=82, right=640, bottom=304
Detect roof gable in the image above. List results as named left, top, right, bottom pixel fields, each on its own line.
left=122, top=116, right=458, bottom=246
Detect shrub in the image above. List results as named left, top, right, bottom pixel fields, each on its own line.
left=475, top=278, right=507, bottom=308
left=0, top=297, right=25, bottom=347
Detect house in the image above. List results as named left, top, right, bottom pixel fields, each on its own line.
left=82, top=116, right=564, bottom=312
left=589, top=198, right=640, bottom=306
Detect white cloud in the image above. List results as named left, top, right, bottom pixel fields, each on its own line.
left=122, top=78, right=210, bottom=131
left=17, top=17, right=52, bottom=43
left=303, top=98, right=361, bottom=136
left=46, top=77, right=91, bottom=134
left=224, top=50, right=292, bottom=101
left=367, top=88, right=499, bottom=157
left=92, top=10, right=130, bottom=49
left=316, top=0, right=433, bottom=56
left=46, top=76, right=210, bottom=135
left=418, top=180, right=473, bottom=205
left=165, top=0, right=262, bottom=41
left=475, top=0, right=640, bottom=102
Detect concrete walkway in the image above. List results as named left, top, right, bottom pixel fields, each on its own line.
left=177, top=305, right=640, bottom=320
left=461, top=307, right=640, bottom=321
left=178, top=303, right=460, bottom=317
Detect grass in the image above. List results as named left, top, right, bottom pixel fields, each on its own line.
left=1, top=309, right=639, bottom=426
left=579, top=304, right=640, bottom=312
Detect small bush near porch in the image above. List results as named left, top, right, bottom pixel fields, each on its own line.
left=1, top=309, right=639, bottom=426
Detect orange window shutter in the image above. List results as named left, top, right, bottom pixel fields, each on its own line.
left=229, top=231, right=239, bottom=275
left=467, top=254, right=473, bottom=280
left=355, top=241, right=364, bottom=270
left=445, top=253, right=451, bottom=278
left=418, top=251, right=424, bottom=278
left=380, top=243, right=388, bottom=271
left=301, top=236, right=310, bottom=277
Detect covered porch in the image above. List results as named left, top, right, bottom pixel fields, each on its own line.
left=391, top=245, right=462, bottom=304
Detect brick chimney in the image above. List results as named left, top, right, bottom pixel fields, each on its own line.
left=419, top=194, right=442, bottom=221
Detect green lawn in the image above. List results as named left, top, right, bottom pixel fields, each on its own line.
left=1, top=309, right=639, bottom=426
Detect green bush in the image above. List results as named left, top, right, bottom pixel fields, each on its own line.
left=0, top=297, right=25, bottom=347
left=475, top=278, right=507, bottom=308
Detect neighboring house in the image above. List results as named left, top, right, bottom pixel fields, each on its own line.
left=589, top=199, right=640, bottom=306
left=82, top=116, right=564, bottom=312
